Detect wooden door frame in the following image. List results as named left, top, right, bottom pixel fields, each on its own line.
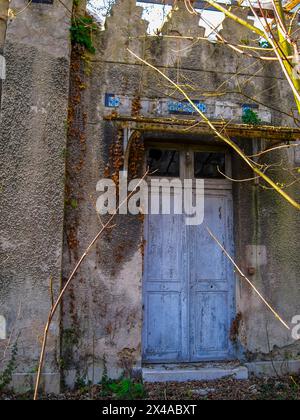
left=141, top=141, right=236, bottom=363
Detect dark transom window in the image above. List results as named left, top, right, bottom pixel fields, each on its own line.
left=194, top=152, right=226, bottom=179
left=147, top=149, right=180, bottom=177
left=31, top=0, right=54, bottom=4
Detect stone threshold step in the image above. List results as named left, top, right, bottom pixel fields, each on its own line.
left=142, top=364, right=248, bottom=382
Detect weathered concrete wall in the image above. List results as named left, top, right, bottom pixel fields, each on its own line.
left=0, top=0, right=72, bottom=392
left=1, top=0, right=300, bottom=392
left=234, top=145, right=300, bottom=361
left=232, top=142, right=300, bottom=362
left=61, top=0, right=147, bottom=386
left=61, top=0, right=300, bottom=385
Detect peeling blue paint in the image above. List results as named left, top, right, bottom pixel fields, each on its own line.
left=168, top=100, right=206, bottom=115
left=105, top=93, right=121, bottom=108
left=242, top=103, right=258, bottom=115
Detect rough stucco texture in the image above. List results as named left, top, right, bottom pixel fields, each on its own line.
left=0, top=0, right=72, bottom=392
left=1, top=0, right=300, bottom=392
left=60, top=0, right=300, bottom=384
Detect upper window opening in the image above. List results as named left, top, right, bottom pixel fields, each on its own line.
left=194, top=152, right=226, bottom=179
left=31, top=0, right=54, bottom=4
left=147, top=149, right=180, bottom=177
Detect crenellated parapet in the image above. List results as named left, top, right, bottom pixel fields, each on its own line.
left=1, top=0, right=300, bottom=395
left=161, top=0, right=205, bottom=37
left=103, top=0, right=149, bottom=62
left=220, top=6, right=257, bottom=46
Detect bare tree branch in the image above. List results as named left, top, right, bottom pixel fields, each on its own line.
left=206, top=227, right=290, bottom=330
left=128, top=48, right=300, bottom=211
left=33, top=170, right=149, bottom=400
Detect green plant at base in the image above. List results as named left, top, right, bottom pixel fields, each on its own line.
left=0, top=342, right=18, bottom=391
left=242, top=108, right=261, bottom=125
left=108, top=378, right=145, bottom=400
left=74, top=375, right=92, bottom=392
left=70, top=17, right=97, bottom=54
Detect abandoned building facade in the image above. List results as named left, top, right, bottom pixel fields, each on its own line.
left=0, top=0, right=300, bottom=393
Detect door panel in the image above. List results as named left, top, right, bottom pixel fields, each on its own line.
left=192, top=292, right=228, bottom=352
left=146, top=292, right=182, bottom=359
left=189, top=196, right=227, bottom=282
left=143, top=212, right=188, bottom=362
left=189, top=191, right=234, bottom=360
left=142, top=147, right=235, bottom=363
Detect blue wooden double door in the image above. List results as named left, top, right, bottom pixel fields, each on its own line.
left=142, top=147, right=235, bottom=363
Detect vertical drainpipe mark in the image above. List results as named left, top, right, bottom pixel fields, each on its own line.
left=0, top=315, right=6, bottom=339
left=0, top=53, right=6, bottom=111
left=0, top=54, right=5, bottom=80
left=252, top=139, right=261, bottom=247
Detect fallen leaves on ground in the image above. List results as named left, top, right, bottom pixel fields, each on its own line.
left=0, top=375, right=299, bottom=400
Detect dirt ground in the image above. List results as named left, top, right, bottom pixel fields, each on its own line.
left=0, top=375, right=300, bottom=400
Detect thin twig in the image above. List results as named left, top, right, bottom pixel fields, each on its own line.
left=34, top=171, right=149, bottom=400
left=128, top=48, right=300, bottom=211
left=206, top=226, right=290, bottom=331
left=217, top=167, right=260, bottom=183
left=249, top=143, right=300, bottom=158
left=49, top=276, right=54, bottom=309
